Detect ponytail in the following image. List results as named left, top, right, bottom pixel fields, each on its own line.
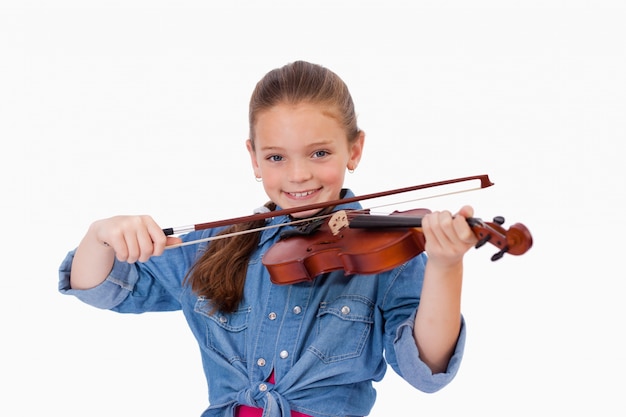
left=184, top=202, right=276, bottom=313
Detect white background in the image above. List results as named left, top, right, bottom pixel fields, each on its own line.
left=1, top=1, right=625, bottom=416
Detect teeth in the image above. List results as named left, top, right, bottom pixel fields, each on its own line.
left=290, top=190, right=314, bottom=198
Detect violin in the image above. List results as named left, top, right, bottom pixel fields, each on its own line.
left=162, top=174, right=533, bottom=284
left=262, top=208, right=533, bottom=285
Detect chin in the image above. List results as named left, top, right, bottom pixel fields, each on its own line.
left=288, top=208, right=322, bottom=219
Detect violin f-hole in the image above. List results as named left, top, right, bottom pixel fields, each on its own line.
left=306, top=234, right=345, bottom=252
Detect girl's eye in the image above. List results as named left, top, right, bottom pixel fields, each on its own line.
left=313, top=150, right=329, bottom=158
left=268, top=155, right=283, bottom=162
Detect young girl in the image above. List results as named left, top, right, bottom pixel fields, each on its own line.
left=59, top=60, right=477, bottom=417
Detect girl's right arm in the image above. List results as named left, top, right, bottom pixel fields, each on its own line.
left=70, top=215, right=175, bottom=290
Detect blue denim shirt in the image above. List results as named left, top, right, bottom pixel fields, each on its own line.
left=58, top=190, right=466, bottom=417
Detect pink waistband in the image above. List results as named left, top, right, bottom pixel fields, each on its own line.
left=236, top=371, right=313, bottom=417
left=235, top=405, right=312, bottom=417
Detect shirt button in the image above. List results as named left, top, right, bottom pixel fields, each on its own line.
left=341, top=306, right=350, bottom=315
left=257, top=358, right=266, bottom=367
left=268, top=312, right=277, bottom=320
left=292, top=306, right=302, bottom=315
left=259, top=383, right=268, bottom=392
left=219, top=315, right=228, bottom=323
left=279, top=350, right=289, bottom=359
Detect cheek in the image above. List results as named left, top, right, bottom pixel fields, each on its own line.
left=319, top=166, right=346, bottom=185
left=259, top=169, right=281, bottom=187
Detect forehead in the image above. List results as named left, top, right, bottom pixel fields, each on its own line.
left=254, top=103, right=345, bottom=142
left=256, top=102, right=340, bottom=123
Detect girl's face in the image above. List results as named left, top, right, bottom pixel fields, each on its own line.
left=247, top=102, right=364, bottom=218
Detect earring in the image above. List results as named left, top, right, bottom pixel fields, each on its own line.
left=255, top=176, right=262, bottom=182
left=347, top=165, right=355, bottom=174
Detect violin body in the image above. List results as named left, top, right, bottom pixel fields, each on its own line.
left=262, top=208, right=532, bottom=285
left=262, top=211, right=430, bottom=285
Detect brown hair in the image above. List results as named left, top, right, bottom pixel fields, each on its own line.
left=185, top=61, right=360, bottom=313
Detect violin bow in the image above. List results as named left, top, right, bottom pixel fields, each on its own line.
left=162, top=174, right=494, bottom=237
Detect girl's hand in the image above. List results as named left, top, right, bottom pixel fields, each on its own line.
left=421, top=205, right=477, bottom=267
left=90, top=215, right=181, bottom=263
left=71, top=215, right=182, bottom=290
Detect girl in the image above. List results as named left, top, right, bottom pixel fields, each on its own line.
left=59, top=60, right=477, bottom=417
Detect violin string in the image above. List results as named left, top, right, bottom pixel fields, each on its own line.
left=165, top=213, right=333, bottom=249
left=165, top=186, right=483, bottom=248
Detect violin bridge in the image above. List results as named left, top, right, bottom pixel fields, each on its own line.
left=328, top=210, right=349, bottom=235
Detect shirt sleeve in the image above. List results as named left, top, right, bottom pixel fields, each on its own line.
left=380, top=253, right=466, bottom=393
left=393, top=311, right=466, bottom=393
left=58, top=249, right=182, bottom=313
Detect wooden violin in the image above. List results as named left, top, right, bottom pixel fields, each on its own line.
left=261, top=208, right=533, bottom=285
left=162, top=174, right=532, bottom=284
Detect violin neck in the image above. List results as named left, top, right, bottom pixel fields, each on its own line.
left=349, top=215, right=423, bottom=229
left=349, top=214, right=480, bottom=230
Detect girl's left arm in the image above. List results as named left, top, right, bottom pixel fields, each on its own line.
left=413, top=205, right=477, bottom=374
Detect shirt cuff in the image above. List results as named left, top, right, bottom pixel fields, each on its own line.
left=394, top=310, right=466, bottom=393
left=58, top=250, right=138, bottom=310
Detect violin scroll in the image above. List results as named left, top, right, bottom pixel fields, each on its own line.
left=468, top=216, right=533, bottom=261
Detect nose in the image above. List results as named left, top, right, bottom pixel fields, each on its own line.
left=287, top=159, right=312, bottom=183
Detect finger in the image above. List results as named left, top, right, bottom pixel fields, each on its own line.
left=443, top=212, right=475, bottom=251
left=453, top=216, right=477, bottom=245
left=435, top=210, right=457, bottom=245
left=455, top=205, right=474, bottom=219
left=425, top=210, right=471, bottom=258
left=166, top=236, right=183, bottom=247
left=106, top=233, right=130, bottom=262
left=422, top=210, right=451, bottom=250
left=123, top=229, right=143, bottom=263
left=453, top=206, right=477, bottom=245
left=146, top=222, right=168, bottom=257
left=136, top=223, right=165, bottom=263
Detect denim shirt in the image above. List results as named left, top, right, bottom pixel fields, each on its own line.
left=58, top=190, right=466, bottom=417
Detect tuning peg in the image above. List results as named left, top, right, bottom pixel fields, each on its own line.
left=493, top=216, right=505, bottom=225
left=491, top=247, right=509, bottom=261
left=475, top=235, right=491, bottom=249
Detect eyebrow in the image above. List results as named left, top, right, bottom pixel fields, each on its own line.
left=258, top=140, right=335, bottom=152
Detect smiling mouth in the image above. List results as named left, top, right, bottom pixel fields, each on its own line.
left=286, top=189, right=318, bottom=198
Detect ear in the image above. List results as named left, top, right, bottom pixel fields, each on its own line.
left=246, top=139, right=261, bottom=177
left=347, top=130, right=365, bottom=171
